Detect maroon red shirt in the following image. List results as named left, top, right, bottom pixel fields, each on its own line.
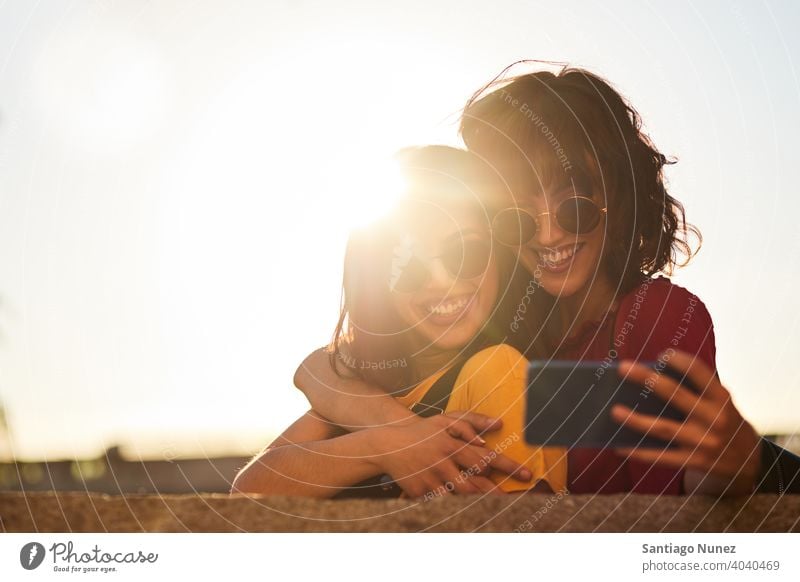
left=556, top=277, right=716, bottom=494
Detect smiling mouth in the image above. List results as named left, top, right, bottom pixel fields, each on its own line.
left=420, top=294, right=475, bottom=323
left=539, top=243, right=585, bottom=272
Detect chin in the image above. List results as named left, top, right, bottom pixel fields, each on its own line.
left=423, top=324, right=481, bottom=351
left=538, top=269, right=593, bottom=298
left=530, top=240, right=603, bottom=299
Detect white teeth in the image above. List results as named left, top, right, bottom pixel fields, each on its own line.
left=426, top=297, right=470, bottom=316
left=542, top=245, right=578, bottom=265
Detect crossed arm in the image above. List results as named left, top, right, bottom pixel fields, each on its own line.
left=284, top=348, right=514, bottom=497
left=231, top=407, right=532, bottom=498
left=231, top=410, right=375, bottom=497
left=293, top=347, right=785, bottom=497
left=292, top=348, right=418, bottom=431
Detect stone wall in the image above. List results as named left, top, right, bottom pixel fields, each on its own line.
left=1, top=492, right=798, bottom=532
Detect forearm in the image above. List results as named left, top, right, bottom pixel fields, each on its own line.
left=683, top=468, right=735, bottom=496
left=231, top=431, right=384, bottom=498
left=683, top=439, right=764, bottom=497
left=294, top=348, right=416, bottom=431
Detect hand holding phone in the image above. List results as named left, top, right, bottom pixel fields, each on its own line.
left=525, top=360, right=697, bottom=449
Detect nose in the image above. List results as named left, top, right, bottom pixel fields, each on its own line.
left=534, top=211, right=566, bottom=248
left=426, top=257, right=456, bottom=290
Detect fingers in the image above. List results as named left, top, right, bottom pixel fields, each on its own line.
left=444, top=411, right=503, bottom=434
left=398, top=469, right=459, bottom=499
left=610, top=405, right=713, bottom=449
left=424, top=475, right=454, bottom=498
left=398, top=447, right=523, bottom=499
left=446, top=473, right=482, bottom=496
left=412, top=462, right=480, bottom=498
left=481, top=448, right=532, bottom=481
left=401, top=454, right=488, bottom=498
left=450, top=445, right=531, bottom=482
left=397, top=475, right=439, bottom=499
left=614, top=447, right=697, bottom=470
left=451, top=447, right=492, bottom=477
left=667, top=351, right=728, bottom=400
left=618, top=361, right=717, bottom=424
left=618, top=361, right=696, bottom=411
left=441, top=418, right=486, bottom=446
left=438, top=413, right=503, bottom=447
left=438, top=420, right=532, bottom=481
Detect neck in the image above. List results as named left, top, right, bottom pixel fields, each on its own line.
left=559, top=275, right=617, bottom=331
left=411, top=346, right=462, bottom=382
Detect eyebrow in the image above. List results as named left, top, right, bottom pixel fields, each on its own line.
left=531, top=173, right=592, bottom=198
left=532, top=180, right=592, bottom=207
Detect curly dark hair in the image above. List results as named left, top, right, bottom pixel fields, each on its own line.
left=460, top=64, right=700, bottom=294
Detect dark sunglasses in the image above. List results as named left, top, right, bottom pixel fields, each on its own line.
left=492, top=196, right=607, bottom=246
left=389, top=238, right=492, bottom=293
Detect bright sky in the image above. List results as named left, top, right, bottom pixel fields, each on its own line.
left=0, top=0, right=798, bottom=460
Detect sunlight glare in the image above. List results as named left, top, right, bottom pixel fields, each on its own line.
left=322, top=155, right=409, bottom=232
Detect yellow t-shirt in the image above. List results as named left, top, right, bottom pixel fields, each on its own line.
left=396, top=344, right=567, bottom=494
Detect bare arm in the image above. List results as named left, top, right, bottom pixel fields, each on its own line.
left=293, top=348, right=417, bottom=431
left=232, top=409, right=533, bottom=498
left=231, top=410, right=385, bottom=498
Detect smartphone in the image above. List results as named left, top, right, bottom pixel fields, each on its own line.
left=524, top=360, right=696, bottom=449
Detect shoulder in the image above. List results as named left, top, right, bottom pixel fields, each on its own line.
left=450, top=344, right=528, bottom=405
left=639, top=277, right=703, bottom=302
left=614, top=277, right=716, bottom=367
left=618, top=277, right=712, bottom=324
left=458, top=344, right=528, bottom=384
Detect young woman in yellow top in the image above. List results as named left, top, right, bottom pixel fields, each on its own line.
left=232, top=146, right=567, bottom=498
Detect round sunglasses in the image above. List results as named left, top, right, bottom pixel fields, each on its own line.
left=492, top=196, right=607, bottom=246
left=389, top=238, right=492, bottom=293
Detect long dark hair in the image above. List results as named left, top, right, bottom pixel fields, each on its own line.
left=460, top=64, right=701, bottom=294
left=329, top=145, right=552, bottom=393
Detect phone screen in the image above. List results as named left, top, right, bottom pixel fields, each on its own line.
left=524, top=360, right=693, bottom=449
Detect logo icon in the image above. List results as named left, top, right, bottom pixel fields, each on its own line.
left=20, top=542, right=45, bottom=570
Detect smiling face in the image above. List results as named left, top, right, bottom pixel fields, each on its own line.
left=494, top=171, right=609, bottom=299
left=388, top=201, right=499, bottom=352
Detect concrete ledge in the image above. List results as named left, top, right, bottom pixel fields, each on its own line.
left=1, top=492, right=799, bottom=532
